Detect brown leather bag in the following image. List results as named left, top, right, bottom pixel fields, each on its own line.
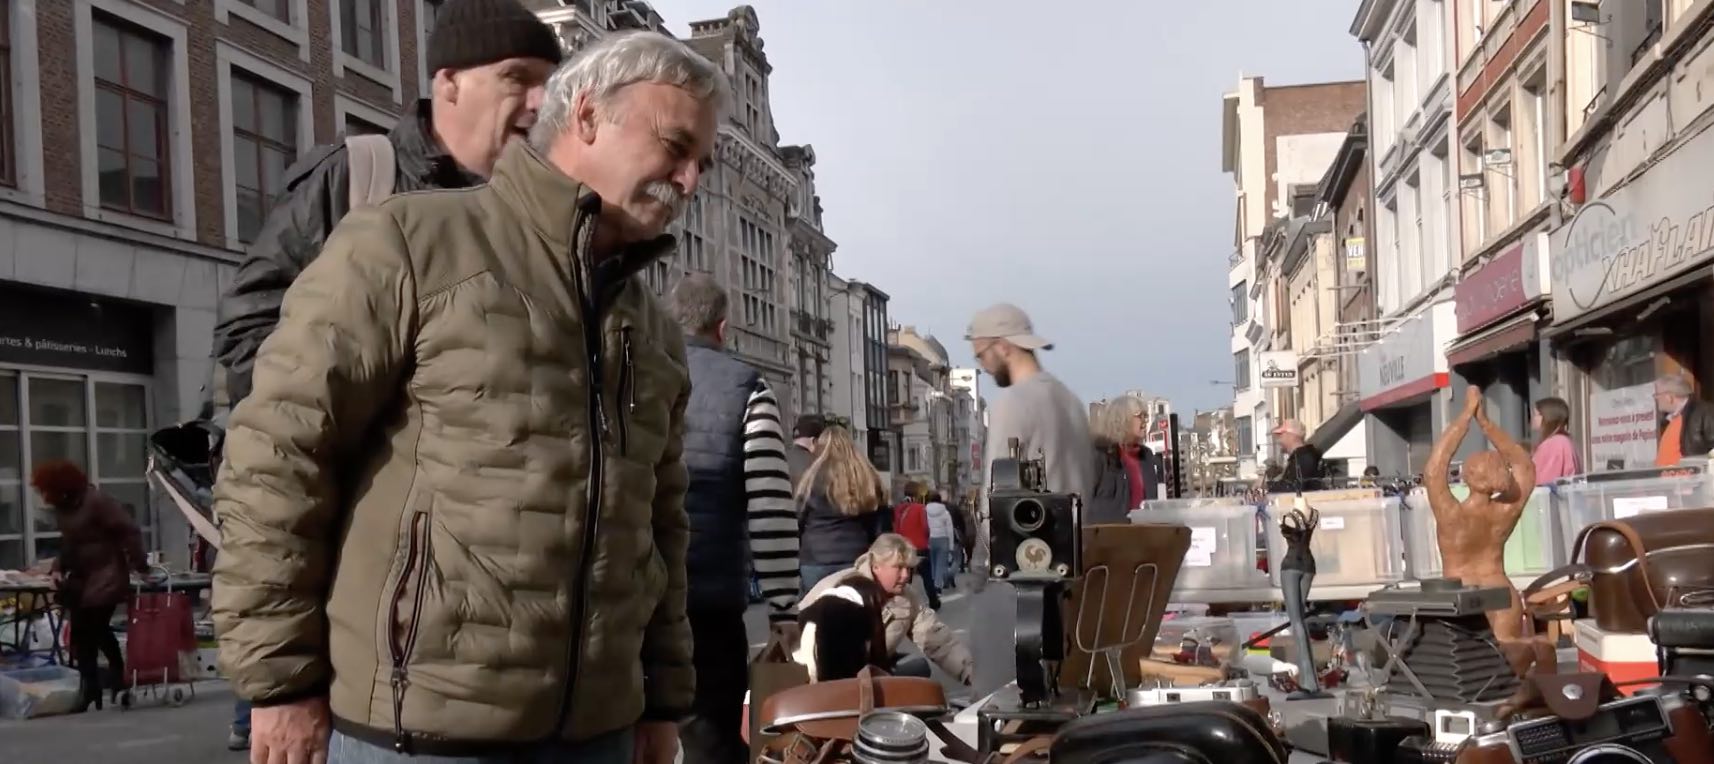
left=755, top=666, right=976, bottom=764
left=1526, top=509, right=1714, bottom=634
left=1580, top=510, right=1714, bottom=632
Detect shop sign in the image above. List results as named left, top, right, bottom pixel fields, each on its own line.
left=1587, top=382, right=1659, bottom=471
left=1358, top=303, right=1453, bottom=410
left=1258, top=351, right=1299, bottom=388
left=0, top=285, right=154, bottom=374
left=1551, top=123, right=1714, bottom=324
left=1455, top=236, right=1544, bottom=334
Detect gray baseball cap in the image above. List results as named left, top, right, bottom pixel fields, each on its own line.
left=965, top=302, right=1053, bottom=350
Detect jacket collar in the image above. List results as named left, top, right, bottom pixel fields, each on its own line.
left=489, top=141, right=675, bottom=286
left=390, top=99, right=483, bottom=189
left=685, top=335, right=723, bottom=352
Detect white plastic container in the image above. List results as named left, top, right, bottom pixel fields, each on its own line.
left=1264, top=495, right=1406, bottom=588
left=1404, top=485, right=1562, bottom=580
left=1129, top=498, right=1270, bottom=596
left=1554, top=469, right=1714, bottom=553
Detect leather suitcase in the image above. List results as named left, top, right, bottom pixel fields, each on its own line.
left=1579, top=509, right=1714, bottom=633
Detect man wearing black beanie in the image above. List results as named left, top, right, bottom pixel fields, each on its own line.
left=212, top=0, right=563, bottom=427
left=210, top=0, right=561, bottom=753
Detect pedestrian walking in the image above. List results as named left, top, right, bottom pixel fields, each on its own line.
left=669, top=273, right=800, bottom=764
left=212, top=30, right=727, bottom=764
left=925, top=493, right=956, bottom=590
left=796, top=426, right=889, bottom=590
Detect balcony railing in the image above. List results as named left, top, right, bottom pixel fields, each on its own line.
left=792, top=309, right=833, bottom=341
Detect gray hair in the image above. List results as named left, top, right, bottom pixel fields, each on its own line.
left=669, top=273, right=727, bottom=335
left=867, top=533, right=919, bottom=568
left=1658, top=374, right=1694, bottom=398
left=530, top=31, right=731, bottom=149
left=1091, top=394, right=1144, bottom=448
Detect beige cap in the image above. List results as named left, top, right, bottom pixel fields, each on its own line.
left=965, top=303, right=1053, bottom=350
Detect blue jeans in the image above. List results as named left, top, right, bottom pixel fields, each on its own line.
left=233, top=698, right=252, bottom=734
left=930, top=538, right=953, bottom=589
left=327, top=727, right=633, bottom=764
left=800, top=563, right=847, bottom=591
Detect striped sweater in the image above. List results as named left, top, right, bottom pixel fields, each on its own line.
left=743, top=381, right=801, bottom=621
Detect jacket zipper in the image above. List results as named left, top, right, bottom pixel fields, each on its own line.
left=388, top=510, right=431, bottom=752
left=618, top=327, right=635, bottom=455
left=552, top=211, right=608, bottom=738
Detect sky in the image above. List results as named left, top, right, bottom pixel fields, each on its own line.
left=645, top=0, right=1364, bottom=412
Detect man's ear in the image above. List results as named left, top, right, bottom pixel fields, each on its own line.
left=433, top=68, right=458, bottom=104
left=713, top=319, right=728, bottom=345
left=571, top=91, right=601, bottom=144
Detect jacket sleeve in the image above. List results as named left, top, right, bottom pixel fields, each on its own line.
left=211, top=207, right=416, bottom=706
left=640, top=330, right=695, bottom=721
left=103, top=493, right=149, bottom=574
left=909, top=596, right=974, bottom=684
left=212, top=145, right=353, bottom=407
left=744, top=380, right=801, bottom=622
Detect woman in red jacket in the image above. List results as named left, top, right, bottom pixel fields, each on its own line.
left=891, top=482, right=938, bottom=608
left=33, top=460, right=148, bottom=711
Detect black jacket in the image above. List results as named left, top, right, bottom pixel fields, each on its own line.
left=798, top=484, right=887, bottom=569
left=211, top=100, right=482, bottom=408
left=1667, top=399, right=1714, bottom=459
left=1269, top=444, right=1325, bottom=493
left=1086, top=443, right=1162, bottom=525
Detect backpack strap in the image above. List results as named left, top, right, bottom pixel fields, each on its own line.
left=344, top=134, right=397, bottom=209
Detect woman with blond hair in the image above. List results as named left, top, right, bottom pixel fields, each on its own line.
left=797, top=426, right=890, bottom=589
left=1086, top=394, right=1163, bottom=523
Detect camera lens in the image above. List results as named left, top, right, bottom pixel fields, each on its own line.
left=1010, top=499, right=1046, bottom=534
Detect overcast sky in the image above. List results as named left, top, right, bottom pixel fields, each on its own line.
left=646, top=0, right=1364, bottom=412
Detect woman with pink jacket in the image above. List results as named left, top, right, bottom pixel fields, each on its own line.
left=1532, top=397, right=1582, bottom=485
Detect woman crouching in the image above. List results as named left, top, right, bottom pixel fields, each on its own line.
left=795, top=534, right=973, bottom=685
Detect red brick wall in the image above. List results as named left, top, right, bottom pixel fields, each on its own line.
left=1260, top=81, right=1367, bottom=225
left=29, top=0, right=422, bottom=250
left=1456, top=0, right=1548, bottom=120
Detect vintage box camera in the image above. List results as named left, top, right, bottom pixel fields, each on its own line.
left=987, top=439, right=1081, bottom=581
left=1396, top=691, right=1714, bottom=763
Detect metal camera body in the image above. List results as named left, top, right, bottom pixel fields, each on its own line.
left=986, top=440, right=1082, bottom=583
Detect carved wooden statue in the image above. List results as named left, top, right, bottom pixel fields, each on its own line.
left=1425, top=386, right=1554, bottom=678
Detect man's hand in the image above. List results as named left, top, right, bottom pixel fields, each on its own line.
left=770, top=620, right=801, bottom=650
left=1465, top=385, right=1485, bottom=417
left=633, top=720, right=679, bottom=764
left=250, top=696, right=331, bottom=764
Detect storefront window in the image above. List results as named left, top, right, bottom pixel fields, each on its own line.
left=1592, top=335, right=1657, bottom=393
left=0, top=370, right=152, bottom=568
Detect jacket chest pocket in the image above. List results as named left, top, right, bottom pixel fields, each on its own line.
left=619, top=339, right=684, bottom=464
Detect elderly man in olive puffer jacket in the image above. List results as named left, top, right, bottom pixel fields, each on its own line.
left=212, top=32, right=728, bottom=764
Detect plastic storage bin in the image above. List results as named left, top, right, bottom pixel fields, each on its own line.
left=1130, top=498, right=1270, bottom=596
left=1264, top=495, right=1405, bottom=588
left=0, top=665, right=81, bottom=719
left=1554, top=469, right=1714, bottom=553
left=1403, top=486, right=1561, bottom=580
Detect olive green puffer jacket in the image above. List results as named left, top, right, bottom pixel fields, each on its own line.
left=212, top=142, right=693, bottom=754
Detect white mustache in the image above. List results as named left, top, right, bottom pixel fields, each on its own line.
left=646, top=182, right=687, bottom=217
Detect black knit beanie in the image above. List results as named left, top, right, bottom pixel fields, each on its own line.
left=427, top=0, right=564, bottom=75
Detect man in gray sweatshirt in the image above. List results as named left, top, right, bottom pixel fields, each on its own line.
left=964, top=302, right=1093, bottom=695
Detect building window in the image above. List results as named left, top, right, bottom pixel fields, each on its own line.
left=744, top=73, right=761, bottom=137
left=232, top=73, right=299, bottom=243
left=94, top=16, right=171, bottom=220
left=1489, top=104, right=1516, bottom=228
left=1522, top=73, right=1548, bottom=209
left=340, top=0, right=385, bottom=67
left=0, top=372, right=153, bottom=568
left=421, top=0, right=442, bottom=31
left=0, top=0, right=13, bottom=189
left=1235, top=415, right=1254, bottom=457
left=344, top=114, right=386, bottom=136
left=238, top=0, right=290, bottom=22
left=1234, top=349, right=1251, bottom=390
left=1231, top=282, right=1248, bottom=326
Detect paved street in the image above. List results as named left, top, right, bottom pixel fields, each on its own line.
left=0, top=580, right=976, bottom=763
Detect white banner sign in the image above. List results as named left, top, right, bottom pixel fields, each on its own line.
left=1588, top=383, right=1659, bottom=471
left=1258, top=351, right=1299, bottom=388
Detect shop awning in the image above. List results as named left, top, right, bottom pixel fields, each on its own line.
left=1308, top=401, right=1362, bottom=454
left=1543, top=266, right=1710, bottom=339
left=1445, top=309, right=1543, bottom=367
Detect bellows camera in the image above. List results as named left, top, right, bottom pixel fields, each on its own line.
left=987, top=438, right=1081, bottom=581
